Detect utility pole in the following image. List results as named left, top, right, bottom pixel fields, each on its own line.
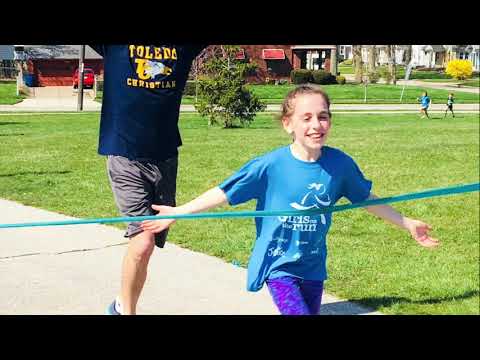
left=14, top=45, right=25, bottom=96
left=77, top=45, right=85, bottom=111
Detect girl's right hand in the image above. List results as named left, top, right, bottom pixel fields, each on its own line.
left=141, top=204, right=178, bottom=234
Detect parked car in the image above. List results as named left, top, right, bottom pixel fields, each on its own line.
left=73, top=68, right=95, bottom=89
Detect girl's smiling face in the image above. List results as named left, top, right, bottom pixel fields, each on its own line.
left=282, top=93, right=331, bottom=160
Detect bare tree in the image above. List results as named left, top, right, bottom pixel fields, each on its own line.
left=352, top=45, right=363, bottom=83
left=403, top=45, right=412, bottom=65
left=367, top=45, right=377, bottom=73
left=386, top=45, right=397, bottom=85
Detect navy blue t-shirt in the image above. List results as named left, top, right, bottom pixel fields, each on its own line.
left=91, top=45, right=205, bottom=162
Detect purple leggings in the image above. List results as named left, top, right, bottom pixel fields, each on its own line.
left=266, top=276, right=324, bottom=315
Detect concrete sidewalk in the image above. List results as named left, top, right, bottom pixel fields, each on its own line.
left=0, top=199, right=382, bottom=315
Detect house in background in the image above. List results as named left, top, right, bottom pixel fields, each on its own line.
left=18, top=45, right=103, bottom=86
left=359, top=45, right=410, bottom=66
left=444, top=45, right=480, bottom=72
left=339, top=45, right=353, bottom=61
left=466, top=45, right=480, bottom=71
left=237, top=45, right=337, bottom=83
left=411, top=45, right=447, bottom=68
left=411, top=45, right=480, bottom=70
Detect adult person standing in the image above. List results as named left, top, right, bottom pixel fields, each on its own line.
left=90, top=44, right=206, bottom=315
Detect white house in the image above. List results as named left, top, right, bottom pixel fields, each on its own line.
left=357, top=45, right=410, bottom=66
left=339, top=45, right=353, bottom=60
left=446, top=45, right=480, bottom=72
left=410, top=45, right=447, bottom=68
left=466, top=45, right=479, bottom=72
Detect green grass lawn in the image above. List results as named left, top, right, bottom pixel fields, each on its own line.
left=421, top=78, right=480, bottom=87
left=247, top=84, right=479, bottom=104
left=0, top=112, right=478, bottom=314
left=181, top=84, right=479, bottom=105
left=0, top=83, right=25, bottom=104
left=338, top=65, right=354, bottom=75
left=93, top=84, right=479, bottom=105
left=461, top=78, right=480, bottom=88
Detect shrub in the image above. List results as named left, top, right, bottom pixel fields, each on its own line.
left=311, top=70, right=327, bottom=84
left=96, top=79, right=104, bottom=91
left=378, top=68, right=392, bottom=84
left=367, top=71, right=379, bottom=84
left=290, top=69, right=312, bottom=84
left=336, top=75, right=346, bottom=85
left=311, top=70, right=337, bottom=85
left=341, top=59, right=353, bottom=66
left=446, top=59, right=473, bottom=80
left=195, top=45, right=266, bottom=128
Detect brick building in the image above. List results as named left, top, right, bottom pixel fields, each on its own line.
left=22, top=45, right=103, bottom=86
left=18, top=45, right=338, bottom=86
left=237, top=45, right=337, bottom=83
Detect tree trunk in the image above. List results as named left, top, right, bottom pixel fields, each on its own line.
left=404, top=45, right=412, bottom=65
left=353, top=45, right=363, bottom=83
left=387, top=45, right=397, bottom=85
left=367, top=45, right=376, bottom=73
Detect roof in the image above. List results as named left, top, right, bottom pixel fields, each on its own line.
left=22, top=45, right=103, bottom=59
left=422, top=45, right=445, bottom=52
left=0, top=45, right=14, bottom=60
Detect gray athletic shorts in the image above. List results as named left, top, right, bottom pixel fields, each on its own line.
left=106, top=155, right=178, bottom=248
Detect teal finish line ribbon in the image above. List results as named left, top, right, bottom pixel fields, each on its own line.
left=0, top=182, right=478, bottom=230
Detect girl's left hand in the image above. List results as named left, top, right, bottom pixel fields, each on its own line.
left=406, top=219, right=440, bottom=248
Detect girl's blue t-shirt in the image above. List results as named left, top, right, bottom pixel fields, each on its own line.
left=421, top=95, right=431, bottom=108
left=219, top=145, right=372, bottom=292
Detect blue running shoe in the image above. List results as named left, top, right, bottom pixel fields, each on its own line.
left=105, top=300, right=121, bottom=315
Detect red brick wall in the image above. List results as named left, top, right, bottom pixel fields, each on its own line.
left=240, top=45, right=294, bottom=83
left=30, top=59, right=104, bottom=87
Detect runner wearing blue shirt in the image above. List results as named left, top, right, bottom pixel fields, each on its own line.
left=418, top=91, right=431, bottom=119
left=91, top=44, right=207, bottom=315
left=142, top=85, right=439, bottom=315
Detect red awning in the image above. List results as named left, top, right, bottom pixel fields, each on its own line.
left=235, top=49, right=245, bottom=60
left=262, top=49, right=285, bottom=60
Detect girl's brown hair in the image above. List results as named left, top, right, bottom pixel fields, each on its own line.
left=279, top=84, right=332, bottom=120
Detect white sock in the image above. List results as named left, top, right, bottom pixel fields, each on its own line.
left=114, top=297, right=123, bottom=315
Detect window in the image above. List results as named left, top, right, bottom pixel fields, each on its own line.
left=235, top=49, right=245, bottom=60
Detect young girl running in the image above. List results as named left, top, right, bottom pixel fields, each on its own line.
left=141, top=85, right=439, bottom=315
left=418, top=91, right=431, bottom=119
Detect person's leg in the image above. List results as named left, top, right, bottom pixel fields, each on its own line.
left=451, top=106, right=455, bottom=117
left=266, top=276, right=311, bottom=315
left=420, top=108, right=426, bottom=118
left=119, top=156, right=178, bottom=314
left=106, top=155, right=164, bottom=315
left=299, top=280, right=324, bottom=315
left=120, top=231, right=155, bottom=314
